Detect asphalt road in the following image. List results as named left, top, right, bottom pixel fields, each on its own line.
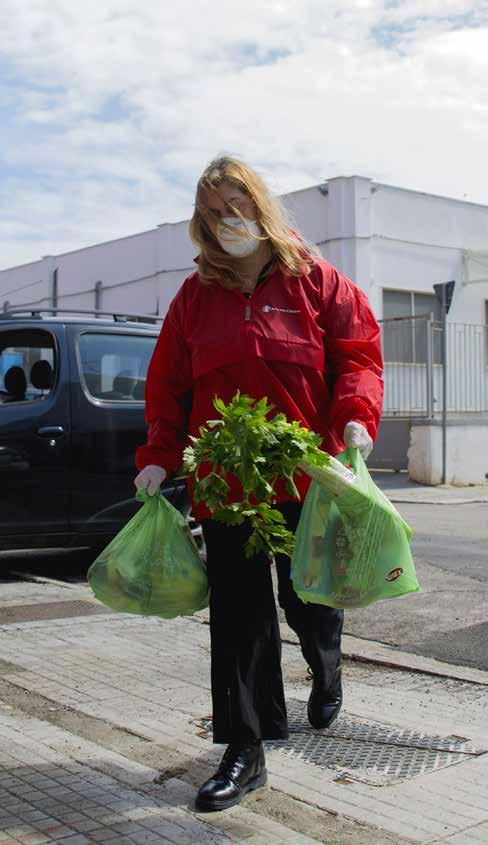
left=404, top=501, right=488, bottom=580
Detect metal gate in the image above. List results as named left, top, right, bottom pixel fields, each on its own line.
left=369, top=316, right=488, bottom=470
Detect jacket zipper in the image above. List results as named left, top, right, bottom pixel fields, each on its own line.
left=243, top=260, right=274, bottom=322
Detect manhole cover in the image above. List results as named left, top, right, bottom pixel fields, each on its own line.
left=0, top=600, right=112, bottom=625
left=275, top=699, right=485, bottom=784
left=197, top=698, right=485, bottom=785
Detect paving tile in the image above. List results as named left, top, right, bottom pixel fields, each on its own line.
left=33, top=826, right=74, bottom=841
left=64, top=819, right=100, bottom=834
left=78, top=829, right=120, bottom=842
left=432, top=827, right=488, bottom=845
left=1, top=828, right=34, bottom=840
left=14, top=812, right=48, bottom=824
left=129, top=833, right=179, bottom=845
left=16, top=834, right=51, bottom=845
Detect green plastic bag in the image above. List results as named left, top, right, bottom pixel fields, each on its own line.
left=291, top=448, right=420, bottom=609
left=87, top=490, right=208, bottom=618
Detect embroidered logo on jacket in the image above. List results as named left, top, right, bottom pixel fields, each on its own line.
left=262, top=305, right=300, bottom=314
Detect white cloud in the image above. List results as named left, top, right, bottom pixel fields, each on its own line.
left=1, top=0, right=488, bottom=268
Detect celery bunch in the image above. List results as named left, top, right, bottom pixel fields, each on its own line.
left=183, top=392, right=332, bottom=558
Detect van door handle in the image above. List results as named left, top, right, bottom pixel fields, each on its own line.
left=37, top=426, right=65, bottom=438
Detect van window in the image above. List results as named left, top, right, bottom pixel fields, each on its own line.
left=78, top=332, right=157, bottom=402
left=0, top=329, right=56, bottom=404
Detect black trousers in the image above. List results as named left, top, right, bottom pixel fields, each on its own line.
left=201, top=502, right=344, bottom=744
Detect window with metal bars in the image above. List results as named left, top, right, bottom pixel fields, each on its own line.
left=382, top=289, right=442, bottom=364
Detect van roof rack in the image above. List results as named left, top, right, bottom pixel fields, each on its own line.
left=0, top=307, right=163, bottom=323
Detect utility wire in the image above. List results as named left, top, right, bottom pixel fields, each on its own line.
left=1, top=278, right=45, bottom=298
left=2, top=267, right=194, bottom=305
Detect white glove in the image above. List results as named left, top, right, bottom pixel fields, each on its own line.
left=343, top=422, right=373, bottom=460
left=134, top=464, right=167, bottom=496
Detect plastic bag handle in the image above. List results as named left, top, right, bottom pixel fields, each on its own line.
left=341, top=446, right=361, bottom=468
left=135, top=488, right=161, bottom=504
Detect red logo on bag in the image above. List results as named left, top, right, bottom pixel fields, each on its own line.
left=386, top=567, right=403, bottom=582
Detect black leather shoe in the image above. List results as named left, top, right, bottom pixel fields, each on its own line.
left=307, top=664, right=342, bottom=730
left=196, top=741, right=267, bottom=811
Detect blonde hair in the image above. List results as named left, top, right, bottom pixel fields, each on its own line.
left=189, top=156, right=319, bottom=289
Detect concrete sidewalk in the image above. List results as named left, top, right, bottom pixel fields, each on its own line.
left=1, top=580, right=488, bottom=845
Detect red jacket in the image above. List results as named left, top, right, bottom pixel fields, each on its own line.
left=136, top=258, right=383, bottom=520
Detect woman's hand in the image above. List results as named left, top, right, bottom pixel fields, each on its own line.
left=134, top=464, right=167, bottom=496
left=343, top=422, right=373, bottom=459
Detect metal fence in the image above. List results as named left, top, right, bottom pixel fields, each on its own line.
left=380, top=315, right=488, bottom=417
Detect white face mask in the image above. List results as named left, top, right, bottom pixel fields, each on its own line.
left=217, top=216, right=262, bottom=257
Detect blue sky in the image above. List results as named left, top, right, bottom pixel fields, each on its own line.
left=1, top=0, right=488, bottom=269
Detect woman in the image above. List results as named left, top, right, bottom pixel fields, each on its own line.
left=135, top=156, right=383, bottom=811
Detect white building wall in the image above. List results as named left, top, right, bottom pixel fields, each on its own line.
left=53, top=229, right=159, bottom=314
left=1, top=257, right=51, bottom=311
left=371, top=184, right=488, bottom=323
left=372, top=185, right=488, bottom=250
left=372, top=240, right=463, bottom=310
left=408, top=422, right=488, bottom=485
left=281, top=185, right=329, bottom=246
left=155, top=221, right=197, bottom=315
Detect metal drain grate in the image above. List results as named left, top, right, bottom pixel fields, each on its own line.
left=0, top=600, right=112, bottom=625
left=197, top=698, right=485, bottom=785
left=286, top=700, right=476, bottom=752
left=271, top=698, right=485, bottom=784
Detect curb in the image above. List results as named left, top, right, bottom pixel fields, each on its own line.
left=280, top=624, right=488, bottom=687
left=386, top=495, right=488, bottom=505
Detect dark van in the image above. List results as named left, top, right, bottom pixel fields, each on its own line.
left=0, top=308, right=194, bottom=562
